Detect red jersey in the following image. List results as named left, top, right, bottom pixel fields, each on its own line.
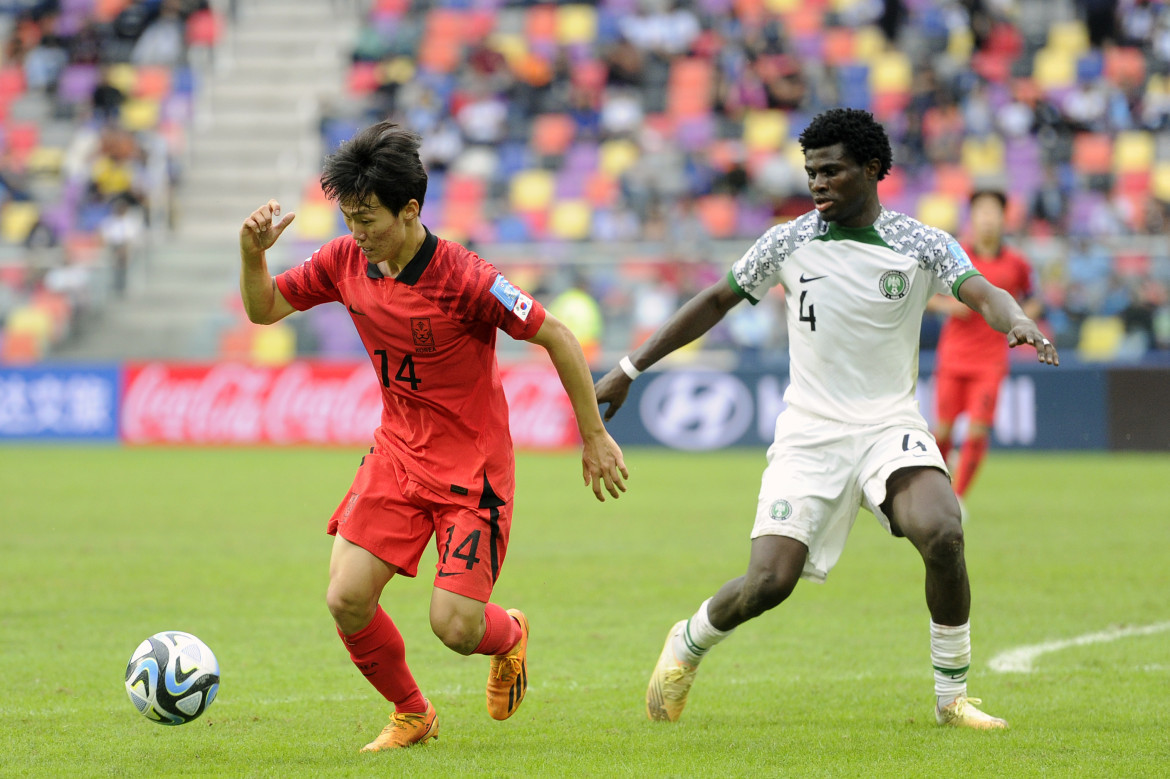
left=936, top=243, right=1034, bottom=376
left=275, top=228, right=546, bottom=505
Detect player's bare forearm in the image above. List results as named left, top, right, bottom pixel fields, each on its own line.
left=239, top=200, right=297, bottom=324
left=529, top=314, right=629, bottom=500
left=630, top=277, right=742, bottom=371
left=959, top=276, right=1059, bottom=365
left=595, top=277, right=742, bottom=420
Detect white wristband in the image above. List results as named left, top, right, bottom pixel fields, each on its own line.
left=619, top=355, right=642, bottom=380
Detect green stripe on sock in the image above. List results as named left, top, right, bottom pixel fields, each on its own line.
left=933, top=664, right=970, bottom=679
left=683, top=622, right=707, bottom=656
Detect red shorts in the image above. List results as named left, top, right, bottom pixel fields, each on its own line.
left=935, top=372, right=1004, bottom=428
left=328, top=451, right=511, bottom=603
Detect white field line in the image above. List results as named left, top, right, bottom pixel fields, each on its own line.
left=988, top=621, right=1170, bottom=673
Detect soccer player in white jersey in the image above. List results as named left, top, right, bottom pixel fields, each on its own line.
left=595, top=108, right=1059, bottom=730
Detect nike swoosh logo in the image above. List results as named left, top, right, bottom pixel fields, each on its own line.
left=799, top=274, right=828, bottom=283
left=348, top=304, right=367, bottom=316
left=436, top=571, right=463, bottom=578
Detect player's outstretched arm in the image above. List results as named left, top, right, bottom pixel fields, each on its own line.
left=528, top=313, right=629, bottom=502
left=240, top=199, right=298, bottom=325
left=595, top=276, right=744, bottom=420
left=957, top=275, right=1059, bottom=366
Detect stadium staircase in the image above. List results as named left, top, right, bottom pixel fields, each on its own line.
left=55, top=0, right=359, bottom=360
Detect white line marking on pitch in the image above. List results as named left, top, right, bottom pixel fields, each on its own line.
left=989, top=621, right=1170, bottom=673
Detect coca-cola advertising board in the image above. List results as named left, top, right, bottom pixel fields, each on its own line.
left=120, top=361, right=580, bottom=448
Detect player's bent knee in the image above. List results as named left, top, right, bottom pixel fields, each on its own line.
left=741, top=570, right=797, bottom=618
left=326, top=585, right=377, bottom=634
left=918, top=520, right=965, bottom=568
left=430, top=613, right=482, bottom=655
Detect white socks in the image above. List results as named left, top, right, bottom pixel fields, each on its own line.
left=672, top=599, right=734, bottom=666
left=931, top=621, right=971, bottom=707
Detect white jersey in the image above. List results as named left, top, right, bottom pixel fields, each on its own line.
left=729, top=208, right=980, bottom=426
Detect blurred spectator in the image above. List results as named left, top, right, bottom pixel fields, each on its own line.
left=99, top=194, right=145, bottom=297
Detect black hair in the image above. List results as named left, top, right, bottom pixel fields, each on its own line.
left=798, top=108, right=893, bottom=180
left=969, top=188, right=1007, bottom=209
left=320, top=121, right=427, bottom=215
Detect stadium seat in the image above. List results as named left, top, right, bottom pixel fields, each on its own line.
left=531, top=114, right=576, bottom=158
left=742, top=110, right=787, bottom=153
left=933, top=165, right=972, bottom=199
left=0, top=202, right=40, bottom=243
left=667, top=59, right=712, bottom=118
left=509, top=169, right=555, bottom=212
left=598, top=139, right=639, bottom=177
left=869, top=51, right=912, bottom=94
left=1032, top=47, right=1077, bottom=91
left=135, top=66, right=172, bottom=99
left=821, top=27, right=854, bottom=66
left=1077, top=316, right=1124, bottom=361
left=555, top=4, right=597, bottom=45
left=852, top=25, right=886, bottom=61
left=916, top=193, right=959, bottom=233
left=119, top=98, right=160, bottom=131
left=1113, top=131, right=1155, bottom=174
left=1114, top=252, right=1150, bottom=277
left=295, top=203, right=338, bottom=241
left=1104, top=47, right=1145, bottom=89
left=961, top=136, right=1005, bottom=178
left=1152, top=163, right=1170, bottom=203
left=0, top=328, right=42, bottom=363
left=252, top=323, right=295, bottom=366
left=584, top=171, right=618, bottom=207
left=1048, top=20, right=1090, bottom=53
left=95, top=0, right=131, bottom=22
left=695, top=194, right=738, bottom=238
left=525, top=4, right=557, bottom=42
left=0, top=67, right=26, bottom=104
left=1071, top=133, right=1113, bottom=176
left=549, top=200, right=592, bottom=240
left=105, top=63, right=137, bottom=95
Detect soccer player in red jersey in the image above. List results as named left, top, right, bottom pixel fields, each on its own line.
left=930, top=189, right=1042, bottom=502
left=238, top=122, right=628, bottom=751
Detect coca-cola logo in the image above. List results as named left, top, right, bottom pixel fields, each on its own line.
left=120, top=362, right=579, bottom=448
left=501, top=365, right=579, bottom=449
left=121, top=363, right=382, bottom=444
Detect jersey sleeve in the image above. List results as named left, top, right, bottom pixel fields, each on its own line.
left=922, top=229, right=980, bottom=298
left=728, top=219, right=799, bottom=304
left=453, top=258, right=546, bottom=341
left=274, top=241, right=343, bottom=311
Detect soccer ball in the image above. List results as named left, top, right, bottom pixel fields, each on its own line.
left=124, top=631, right=220, bottom=725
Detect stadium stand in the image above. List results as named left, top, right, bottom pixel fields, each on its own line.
left=3, top=0, right=1170, bottom=364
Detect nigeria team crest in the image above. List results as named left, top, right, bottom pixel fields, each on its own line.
left=769, top=499, right=792, bottom=521
left=879, top=270, right=909, bottom=300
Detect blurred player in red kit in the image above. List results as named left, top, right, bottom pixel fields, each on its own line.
left=238, top=122, right=628, bottom=751
left=930, top=189, right=1042, bottom=501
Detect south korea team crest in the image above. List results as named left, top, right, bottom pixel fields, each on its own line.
left=879, top=270, right=909, bottom=300
left=769, top=499, right=793, bottom=521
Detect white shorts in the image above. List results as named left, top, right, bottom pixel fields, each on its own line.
left=750, top=407, right=949, bottom=583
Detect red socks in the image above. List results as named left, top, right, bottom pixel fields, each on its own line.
left=954, top=435, right=989, bottom=497
left=473, top=603, right=521, bottom=656
left=338, top=606, right=426, bottom=714
left=937, top=435, right=953, bottom=466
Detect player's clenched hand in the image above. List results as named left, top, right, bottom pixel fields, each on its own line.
left=594, top=367, right=632, bottom=422
left=240, top=199, right=296, bottom=258
left=1007, top=322, right=1059, bottom=366
left=581, top=431, right=628, bottom=502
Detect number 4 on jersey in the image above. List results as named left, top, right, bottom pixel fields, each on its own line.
left=799, top=290, right=816, bottom=331
left=374, top=350, right=422, bottom=391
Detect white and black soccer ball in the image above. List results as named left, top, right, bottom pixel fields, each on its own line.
left=125, top=631, right=220, bottom=725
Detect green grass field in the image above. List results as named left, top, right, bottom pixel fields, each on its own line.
left=1, top=446, right=1167, bottom=777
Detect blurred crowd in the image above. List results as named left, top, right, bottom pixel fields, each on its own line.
left=302, top=0, right=1170, bottom=361
left=2, top=0, right=1170, bottom=365
left=0, top=0, right=219, bottom=360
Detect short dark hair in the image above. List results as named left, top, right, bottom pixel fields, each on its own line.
left=320, top=121, right=427, bottom=215
left=798, top=108, right=893, bottom=180
left=969, top=188, right=1007, bottom=209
